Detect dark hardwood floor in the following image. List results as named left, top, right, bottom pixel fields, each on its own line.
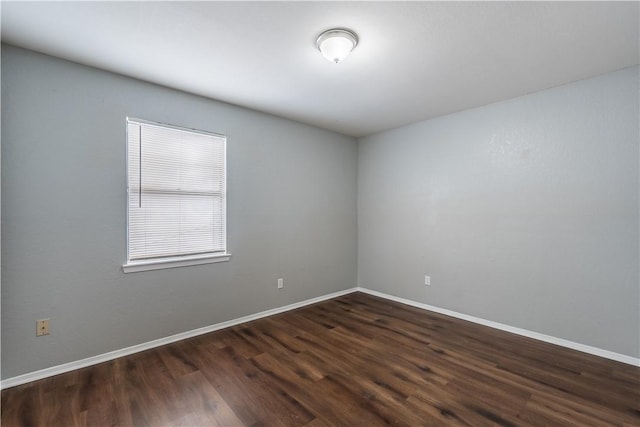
left=2, top=292, right=639, bottom=426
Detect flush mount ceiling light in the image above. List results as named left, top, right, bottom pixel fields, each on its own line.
left=316, top=28, right=358, bottom=64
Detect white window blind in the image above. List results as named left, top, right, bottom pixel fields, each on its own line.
left=125, top=118, right=227, bottom=269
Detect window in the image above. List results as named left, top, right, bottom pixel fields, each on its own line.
left=123, top=118, right=230, bottom=273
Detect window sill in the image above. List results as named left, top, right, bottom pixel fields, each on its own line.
left=122, top=253, right=231, bottom=273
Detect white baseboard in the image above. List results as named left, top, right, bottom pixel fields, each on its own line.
left=0, top=287, right=358, bottom=390
left=356, top=287, right=640, bottom=367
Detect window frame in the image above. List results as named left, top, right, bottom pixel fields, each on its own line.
left=122, top=117, right=230, bottom=273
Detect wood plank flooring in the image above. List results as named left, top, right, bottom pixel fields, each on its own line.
left=2, top=292, right=639, bottom=426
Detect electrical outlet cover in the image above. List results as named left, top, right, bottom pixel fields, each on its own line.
left=36, top=319, right=50, bottom=336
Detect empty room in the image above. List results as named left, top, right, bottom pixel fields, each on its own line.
left=1, top=1, right=639, bottom=426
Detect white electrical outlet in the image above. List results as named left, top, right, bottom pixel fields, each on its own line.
left=277, top=278, right=284, bottom=289
left=425, top=275, right=431, bottom=286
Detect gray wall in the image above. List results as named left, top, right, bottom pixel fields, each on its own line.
left=3, top=44, right=638, bottom=381
left=358, top=66, right=639, bottom=358
left=1, top=45, right=357, bottom=379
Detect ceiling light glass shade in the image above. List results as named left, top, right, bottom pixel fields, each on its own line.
left=316, top=29, right=358, bottom=63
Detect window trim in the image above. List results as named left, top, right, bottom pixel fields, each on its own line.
left=122, top=253, right=231, bottom=273
left=122, top=117, right=230, bottom=273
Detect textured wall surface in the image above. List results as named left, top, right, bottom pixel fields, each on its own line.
left=1, top=46, right=357, bottom=379
left=358, top=66, right=639, bottom=357
left=2, top=44, right=638, bottom=381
